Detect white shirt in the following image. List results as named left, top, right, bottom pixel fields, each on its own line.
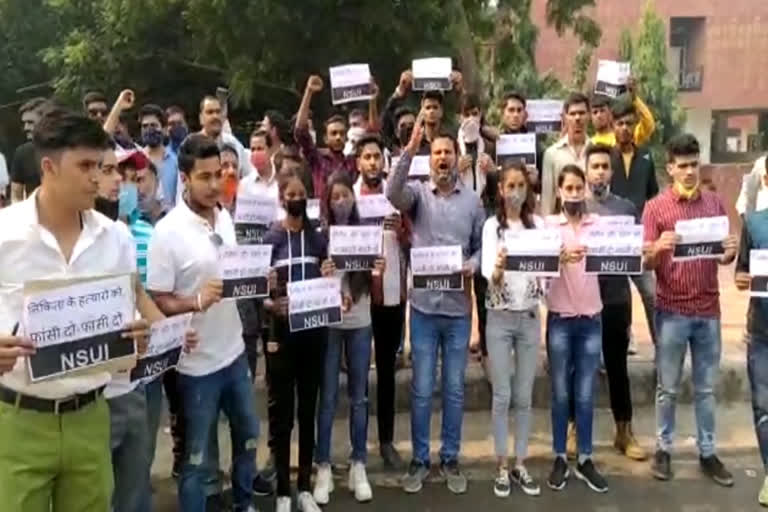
left=736, top=155, right=768, bottom=215
left=147, top=200, right=244, bottom=376
left=0, top=194, right=137, bottom=399
left=541, top=136, right=589, bottom=216
left=237, top=168, right=279, bottom=202
left=0, top=152, right=8, bottom=194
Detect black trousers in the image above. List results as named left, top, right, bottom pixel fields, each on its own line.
left=602, top=302, right=633, bottom=422
left=163, top=368, right=184, bottom=463
left=371, top=303, right=405, bottom=445
left=474, top=273, right=489, bottom=356
left=267, top=321, right=327, bottom=497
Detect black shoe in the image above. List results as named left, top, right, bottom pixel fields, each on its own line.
left=253, top=472, right=274, bottom=496
left=260, top=456, right=277, bottom=482
left=651, top=450, right=672, bottom=481
left=575, top=459, right=608, bottom=493
left=381, top=443, right=404, bottom=470
left=547, top=457, right=570, bottom=491
left=172, top=457, right=182, bottom=479
left=205, top=492, right=226, bottom=512
left=700, top=455, right=734, bottom=487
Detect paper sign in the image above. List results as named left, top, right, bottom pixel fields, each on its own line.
left=526, top=99, right=563, bottom=134
left=329, top=225, right=383, bottom=271
left=595, top=215, right=636, bottom=226
left=130, top=313, right=192, bottom=382
left=219, top=245, right=272, bottom=299
left=583, top=225, right=643, bottom=275
left=411, top=245, right=464, bottom=291
left=412, top=57, right=452, bottom=91
left=329, top=64, right=373, bottom=105
left=595, top=60, right=631, bottom=98
left=497, top=133, right=537, bottom=167
left=357, top=194, right=395, bottom=220
left=673, top=216, right=729, bottom=261
left=287, top=277, right=343, bottom=332
left=22, top=274, right=136, bottom=382
left=234, top=194, right=279, bottom=244
left=750, top=249, right=768, bottom=297
left=408, top=155, right=431, bottom=181
left=503, top=228, right=561, bottom=276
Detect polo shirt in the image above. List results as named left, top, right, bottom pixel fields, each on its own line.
left=147, top=200, right=244, bottom=376
left=642, top=187, right=727, bottom=317
left=0, top=193, right=137, bottom=399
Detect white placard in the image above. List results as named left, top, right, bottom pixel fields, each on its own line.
left=526, top=99, right=563, bottom=133
left=496, top=133, right=537, bottom=166
left=595, top=215, right=636, bottom=226
left=583, top=224, right=643, bottom=275
left=329, top=64, right=373, bottom=105
left=287, top=277, right=343, bottom=332
left=410, top=246, right=463, bottom=275
left=595, top=60, right=631, bottom=98
left=412, top=57, right=452, bottom=91
left=503, top=228, right=561, bottom=276
left=131, top=313, right=192, bottom=382
left=357, top=194, right=395, bottom=219
left=750, top=249, right=768, bottom=297
left=234, top=194, right=279, bottom=226
left=219, top=244, right=272, bottom=298
left=329, top=226, right=383, bottom=256
left=409, top=155, right=431, bottom=178
left=673, top=216, right=729, bottom=261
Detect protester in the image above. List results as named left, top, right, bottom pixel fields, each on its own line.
left=262, top=174, right=333, bottom=512
left=136, top=161, right=169, bottom=225
left=493, top=91, right=543, bottom=188
left=220, top=143, right=240, bottom=213
left=139, top=103, right=179, bottom=208
left=0, top=107, right=150, bottom=511
left=481, top=162, right=543, bottom=498
left=314, top=172, right=384, bottom=505
left=584, top=144, right=646, bottom=461
left=10, top=97, right=48, bottom=203
left=642, top=134, right=737, bottom=486
left=263, top=109, right=292, bottom=152
left=544, top=164, right=607, bottom=493
left=198, top=95, right=250, bottom=179
left=148, top=134, right=260, bottom=512
left=166, top=105, right=189, bottom=153
left=387, top=112, right=484, bottom=495
left=241, top=130, right=278, bottom=202
left=83, top=91, right=110, bottom=123
left=590, top=78, right=656, bottom=147
left=734, top=207, right=768, bottom=506
left=541, top=92, right=591, bottom=215
left=736, top=155, right=768, bottom=216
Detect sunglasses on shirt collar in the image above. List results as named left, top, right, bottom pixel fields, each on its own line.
left=209, top=233, right=223, bottom=248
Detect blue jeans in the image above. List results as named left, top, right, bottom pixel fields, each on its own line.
left=748, top=338, right=768, bottom=471
left=108, top=388, right=151, bottom=512
left=547, top=313, right=602, bottom=456
left=409, top=308, right=471, bottom=465
left=316, top=326, right=373, bottom=464
left=177, top=354, right=260, bottom=512
left=137, top=378, right=163, bottom=512
left=655, top=311, right=720, bottom=457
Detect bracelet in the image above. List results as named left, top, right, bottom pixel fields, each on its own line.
left=196, top=293, right=203, bottom=312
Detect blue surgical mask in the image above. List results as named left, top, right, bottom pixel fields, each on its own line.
left=118, top=183, right=138, bottom=219
left=142, top=128, right=165, bottom=148
left=169, top=125, right=188, bottom=149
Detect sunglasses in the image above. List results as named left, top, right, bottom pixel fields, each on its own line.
left=209, top=233, right=223, bottom=248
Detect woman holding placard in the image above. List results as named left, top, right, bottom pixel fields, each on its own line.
left=545, top=165, right=608, bottom=494
left=262, top=175, right=334, bottom=512
left=314, top=172, right=385, bottom=505
left=481, top=162, right=543, bottom=498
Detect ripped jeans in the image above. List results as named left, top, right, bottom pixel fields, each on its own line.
left=748, top=337, right=768, bottom=471
left=177, top=353, right=260, bottom=512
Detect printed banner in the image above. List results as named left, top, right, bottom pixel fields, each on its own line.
left=411, top=245, right=464, bottom=291
left=412, top=57, right=452, bottom=91
left=526, top=99, right=563, bottom=134
left=595, top=60, right=631, bottom=98
left=130, top=313, right=192, bottom=382
left=583, top=224, right=643, bottom=275
left=496, top=133, right=537, bottom=167
left=287, top=277, right=343, bottom=332
left=329, top=225, right=383, bottom=271
left=673, top=216, right=728, bottom=261
left=503, top=228, right=561, bottom=276
left=329, top=64, right=373, bottom=105
left=219, top=245, right=272, bottom=299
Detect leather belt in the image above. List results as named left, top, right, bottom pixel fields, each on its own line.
left=0, top=385, right=105, bottom=414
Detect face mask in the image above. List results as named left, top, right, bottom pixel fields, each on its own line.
left=169, top=125, right=188, bottom=148
left=309, top=129, right=317, bottom=144
left=363, top=172, right=383, bottom=188
left=142, top=128, right=164, bottom=148
left=118, top=183, right=138, bottom=219
left=251, top=150, right=269, bottom=171
left=674, top=180, right=699, bottom=200
left=221, top=174, right=238, bottom=206
left=94, top=196, right=119, bottom=221
left=504, top=189, right=526, bottom=209
left=562, top=199, right=585, bottom=217
left=461, top=117, right=481, bottom=143
left=285, top=198, right=307, bottom=218
left=589, top=182, right=610, bottom=200
left=398, top=125, right=414, bottom=146
left=331, top=198, right=355, bottom=224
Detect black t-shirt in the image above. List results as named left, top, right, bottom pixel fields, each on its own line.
left=10, top=141, right=40, bottom=195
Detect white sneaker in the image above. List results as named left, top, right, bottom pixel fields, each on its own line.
left=297, top=491, right=322, bottom=512
left=276, top=496, right=291, bottom=512
left=313, top=463, right=334, bottom=505
left=349, top=461, right=373, bottom=502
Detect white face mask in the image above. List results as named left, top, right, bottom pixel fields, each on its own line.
left=461, top=117, right=481, bottom=143
left=343, top=127, right=367, bottom=157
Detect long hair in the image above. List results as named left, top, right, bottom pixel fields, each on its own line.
left=555, top=164, right=587, bottom=214
left=278, top=174, right=312, bottom=232
left=324, top=171, right=370, bottom=302
left=495, top=162, right=536, bottom=237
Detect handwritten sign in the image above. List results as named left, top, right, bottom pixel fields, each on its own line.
left=750, top=249, right=768, bottom=297
left=130, top=313, right=192, bottom=382
left=594, top=215, right=636, bottom=227
left=583, top=224, right=643, bottom=275
left=234, top=194, right=279, bottom=244
left=219, top=245, right=272, bottom=299
left=22, top=274, right=135, bottom=382
left=503, top=228, right=561, bottom=276
left=287, top=277, right=343, bottom=332
left=408, top=155, right=431, bottom=181
left=497, top=133, right=537, bottom=167
left=329, top=64, right=373, bottom=105
left=595, top=60, right=631, bottom=98
left=411, top=245, right=464, bottom=291
left=357, top=194, right=395, bottom=221
left=673, top=216, right=729, bottom=261
left=526, top=99, right=563, bottom=134
left=329, top=225, right=383, bottom=271
left=412, top=57, right=452, bottom=91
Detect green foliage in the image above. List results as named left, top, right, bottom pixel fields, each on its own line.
left=619, top=27, right=634, bottom=62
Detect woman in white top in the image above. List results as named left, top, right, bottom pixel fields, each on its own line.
left=481, top=162, right=543, bottom=498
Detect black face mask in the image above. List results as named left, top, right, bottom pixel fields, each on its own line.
left=363, top=172, right=383, bottom=188
left=562, top=199, right=585, bottom=217
left=94, top=197, right=119, bottom=221
left=398, top=124, right=414, bottom=146
left=285, top=198, right=307, bottom=218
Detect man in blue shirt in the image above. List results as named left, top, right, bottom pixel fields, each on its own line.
left=139, top=104, right=179, bottom=209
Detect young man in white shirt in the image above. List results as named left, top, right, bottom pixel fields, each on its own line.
left=0, top=107, right=150, bottom=511
left=148, top=133, right=260, bottom=512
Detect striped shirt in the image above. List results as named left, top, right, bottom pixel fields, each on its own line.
left=130, top=217, right=154, bottom=287
left=642, top=187, right=727, bottom=317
